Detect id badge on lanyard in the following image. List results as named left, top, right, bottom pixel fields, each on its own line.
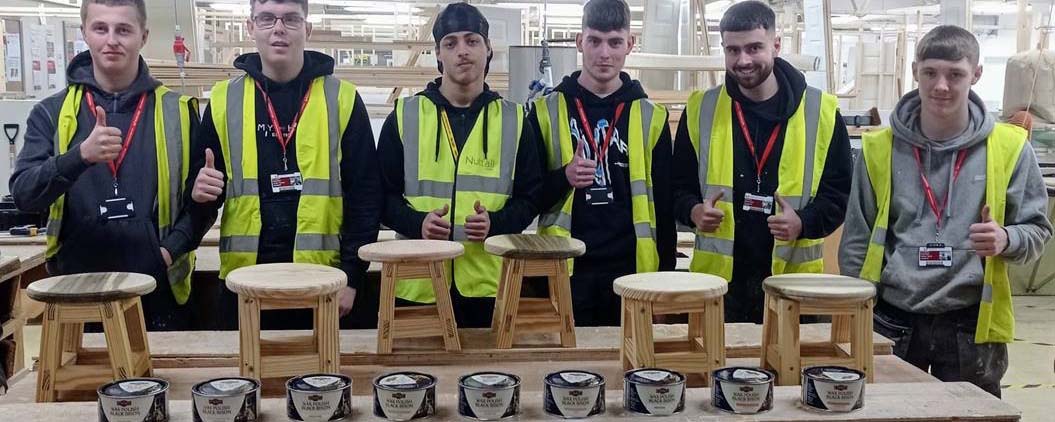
left=742, top=192, right=773, bottom=214
left=734, top=101, right=782, bottom=215
left=87, top=92, right=146, bottom=221
left=918, top=243, right=953, bottom=267
left=271, top=172, right=304, bottom=193
left=914, top=148, right=968, bottom=268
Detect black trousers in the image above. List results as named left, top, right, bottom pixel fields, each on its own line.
left=569, top=267, right=636, bottom=327
left=873, top=299, right=1008, bottom=397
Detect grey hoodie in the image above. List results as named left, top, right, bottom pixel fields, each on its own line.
left=840, top=89, right=1052, bottom=314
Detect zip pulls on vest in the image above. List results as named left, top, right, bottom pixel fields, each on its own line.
left=913, top=147, right=968, bottom=240
left=255, top=80, right=311, bottom=171
left=733, top=101, right=782, bottom=192
left=85, top=91, right=148, bottom=196
left=436, top=102, right=492, bottom=163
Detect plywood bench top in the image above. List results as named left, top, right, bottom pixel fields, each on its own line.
left=26, top=272, right=156, bottom=303
left=763, top=273, right=876, bottom=303
left=225, top=263, right=346, bottom=299
left=358, top=239, right=463, bottom=263
left=484, top=234, right=586, bottom=259
left=613, top=272, right=727, bottom=302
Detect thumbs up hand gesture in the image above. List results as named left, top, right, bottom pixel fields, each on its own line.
left=465, top=200, right=491, bottom=241
left=970, top=205, right=1008, bottom=257
left=767, top=194, right=802, bottom=242
left=565, top=141, right=598, bottom=189
left=422, top=204, right=452, bottom=240
left=191, top=148, right=226, bottom=203
left=691, top=190, right=726, bottom=233
left=80, top=106, right=124, bottom=164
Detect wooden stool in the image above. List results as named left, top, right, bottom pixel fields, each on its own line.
left=27, top=272, right=155, bottom=402
left=358, top=240, right=464, bottom=353
left=760, top=273, right=876, bottom=385
left=485, top=234, right=585, bottom=349
left=614, top=272, right=727, bottom=380
left=225, top=263, right=345, bottom=379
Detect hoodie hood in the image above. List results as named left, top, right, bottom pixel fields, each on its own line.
left=889, top=89, right=995, bottom=152
left=66, top=50, right=161, bottom=111
left=724, top=57, right=806, bottom=122
left=418, top=77, right=501, bottom=112
left=234, top=50, right=335, bottom=89
left=554, top=71, right=648, bottom=105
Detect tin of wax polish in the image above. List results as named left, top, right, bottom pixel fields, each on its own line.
left=801, top=366, right=866, bottom=412
left=97, top=378, right=170, bottom=422
left=373, top=371, right=437, bottom=421
left=622, top=368, right=686, bottom=416
left=191, top=377, right=260, bottom=422
left=711, top=367, right=775, bottom=414
left=543, top=370, right=606, bottom=418
left=457, top=372, right=521, bottom=420
left=286, top=373, right=352, bottom=421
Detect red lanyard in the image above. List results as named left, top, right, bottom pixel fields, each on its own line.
left=254, top=80, right=311, bottom=171
left=913, top=148, right=968, bottom=236
left=85, top=92, right=147, bottom=185
left=734, top=101, right=782, bottom=191
left=573, top=98, right=625, bottom=165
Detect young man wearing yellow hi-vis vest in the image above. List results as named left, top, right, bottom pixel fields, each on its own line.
left=840, top=26, right=1052, bottom=398
left=672, top=1, right=852, bottom=323
left=187, top=0, right=382, bottom=329
left=377, top=3, right=544, bottom=328
left=531, top=0, right=676, bottom=327
left=10, top=0, right=208, bottom=331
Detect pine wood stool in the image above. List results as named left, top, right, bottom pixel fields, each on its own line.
left=485, top=234, right=585, bottom=349
left=614, top=272, right=727, bottom=380
left=760, top=273, right=877, bottom=386
left=358, top=240, right=464, bottom=353
left=27, top=272, right=155, bottom=402
left=225, top=263, right=345, bottom=379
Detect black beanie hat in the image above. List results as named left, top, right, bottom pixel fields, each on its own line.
left=433, top=3, right=493, bottom=74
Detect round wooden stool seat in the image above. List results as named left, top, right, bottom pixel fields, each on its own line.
left=484, top=234, right=586, bottom=260
left=358, top=239, right=464, bottom=263
left=614, top=272, right=727, bottom=303
left=226, top=263, right=346, bottom=299
left=26, top=272, right=155, bottom=304
left=762, top=273, right=875, bottom=304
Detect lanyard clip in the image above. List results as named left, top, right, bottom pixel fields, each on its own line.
left=112, top=180, right=119, bottom=197
left=282, top=154, right=288, bottom=172
left=756, top=176, right=762, bottom=193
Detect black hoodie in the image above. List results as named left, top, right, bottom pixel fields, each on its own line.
left=11, top=51, right=207, bottom=282
left=530, top=71, right=676, bottom=273
left=377, top=78, right=544, bottom=243
left=672, top=57, right=852, bottom=320
left=189, top=51, right=381, bottom=290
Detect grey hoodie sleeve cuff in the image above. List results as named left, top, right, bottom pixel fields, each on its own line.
left=55, top=144, right=92, bottom=180
left=1001, top=225, right=1026, bottom=261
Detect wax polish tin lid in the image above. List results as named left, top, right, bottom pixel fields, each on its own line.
left=623, top=368, right=686, bottom=416
left=801, top=366, right=866, bottom=413
left=458, top=372, right=521, bottom=420
left=711, top=367, right=775, bottom=414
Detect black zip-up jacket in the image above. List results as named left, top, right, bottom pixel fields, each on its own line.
left=377, top=79, right=544, bottom=243
left=10, top=51, right=207, bottom=282
left=189, top=51, right=381, bottom=290
left=672, top=57, right=852, bottom=286
left=530, top=71, right=676, bottom=273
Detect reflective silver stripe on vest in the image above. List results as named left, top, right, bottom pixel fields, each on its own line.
left=775, top=243, right=824, bottom=264
left=219, top=235, right=258, bottom=253
left=695, top=236, right=735, bottom=255
left=401, top=97, right=423, bottom=196
left=696, top=87, right=722, bottom=199
left=497, top=100, right=519, bottom=193
left=545, top=93, right=564, bottom=168
left=539, top=211, right=572, bottom=230
left=453, top=225, right=468, bottom=242
left=703, top=184, right=733, bottom=203
left=635, top=100, right=658, bottom=242
left=302, top=178, right=342, bottom=196
left=981, top=283, right=993, bottom=303
left=871, top=227, right=887, bottom=245
left=225, top=76, right=248, bottom=198
left=323, top=76, right=343, bottom=196
left=160, top=90, right=184, bottom=234
left=296, top=233, right=341, bottom=251
left=797, top=87, right=822, bottom=209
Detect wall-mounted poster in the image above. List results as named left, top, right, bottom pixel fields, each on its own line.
left=4, top=32, right=20, bottom=83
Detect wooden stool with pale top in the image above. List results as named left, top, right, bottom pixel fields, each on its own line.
left=485, top=234, right=585, bottom=349
left=358, top=239, right=464, bottom=353
left=614, top=272, right=727, bottom=379
left=760, top=273, right=876, bottom=385
left=225, top=263, right=345, bottom=379
left=27, top=272, right=155, bottom=402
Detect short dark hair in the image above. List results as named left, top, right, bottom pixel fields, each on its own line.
left=80, top=0, right=147, bottom=28
left=719, top=1, right=775, bottom=34
left=250, top=0, right=309, bottom=15
left=916, top=25, right=979, bottom=65
left=583, top=0, right=631, bottom=32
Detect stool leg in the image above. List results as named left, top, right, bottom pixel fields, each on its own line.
left=123, top=298, right=152, bottom=377
left=495, top=259, right=524, bottom=349
left=60, top=322, right=83, bottom=357
left=100, top=301, right=136, bottom=380
left=853, top=300, right=875, bottom=382
left=552, top=259, right=576, bottom=348
left=831, top=314, right=852, bottom=344
left=491, top=258, right=511, bottom=332
left=429, top=261, right=461, bottom=352
left=237, top=295, right=262, bottom=378
left=35, top=304, right=63, bottom=402
left=775, top=298, right=801, bottom=386
left=377, top=264, right=397, bottom=354
left=629, top=300, right=655, bottom=368
left=620, top=298, right=632, bottom=371
left=704, top=297, right=726, bottom=374
left=316, top=292, right=340, bottom=373
left=760, top=295, right=775, bottom=371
